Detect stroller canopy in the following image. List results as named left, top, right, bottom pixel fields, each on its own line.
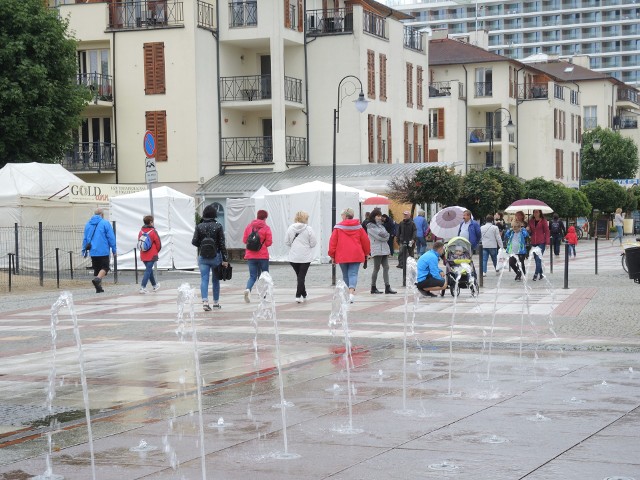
left=445, top=236, right=473, bottom=256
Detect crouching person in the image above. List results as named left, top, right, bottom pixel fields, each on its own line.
left=416, top=241, right=448, bottom=298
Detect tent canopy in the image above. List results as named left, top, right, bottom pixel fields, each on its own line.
left=0, top=162, right=85, bottom=203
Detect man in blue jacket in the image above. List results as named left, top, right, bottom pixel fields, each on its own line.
left=458, top=209, right=481, bottom=253
left=82, top=208, right=117, bottom=293
left=413, top=210, right=428, bottom=257
left=416, top=241, right=448, bottom=297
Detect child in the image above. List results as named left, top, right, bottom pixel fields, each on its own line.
left=565, top=226, right=578, bottom=258
left=504, top=222, right=529, bottom=281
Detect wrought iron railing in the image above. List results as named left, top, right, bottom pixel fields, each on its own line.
left=229, top=1, right=257, bottom=28
left=403, top=26, right=423, bottom=51
left=428, top=81, right=451, bottom=97
left=306, top=8, right=353, bottom=35
left=61, top=143, right=116, bottom=173
left=222, top=136, right=273, bottom=164
left=618, top=88, right=640, bottom=105
left=474, top=82, right=492, bottom=97
left=108, top=1, right=184, bottom=29
left=518, top=82, right=548, bottom=100
left=467, top=127, right=504, bottom=144
left=284, top=76, right=302, bottom=103
left=584, top=116, right=597, bottom=129
left=197, top=0, right=216, bottom=31
left=77, top=73, right=113, bottom=102
left=619, top=116, right=638, bottom=129
left=286, top=136, right=307, bottom=164
left=363, top=10, right=386, bottom=39
left=220, top=75, right=271, bottom=101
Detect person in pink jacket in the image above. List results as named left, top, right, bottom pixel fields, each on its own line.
left=527, top=208, right=550, bottom=281
left=242, top=209, right=273, bottom=303
left=328, top=207, right=371, bottom=303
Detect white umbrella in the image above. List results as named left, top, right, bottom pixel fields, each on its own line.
left=428, top=206, right=466, bottom=240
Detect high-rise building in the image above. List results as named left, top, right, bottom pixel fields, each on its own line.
left=384, top=0, right=640, bottom=87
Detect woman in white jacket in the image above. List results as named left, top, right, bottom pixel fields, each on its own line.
left=285, top=211, right=318, bottom=303
left=366, top=209, right=397, bottom=294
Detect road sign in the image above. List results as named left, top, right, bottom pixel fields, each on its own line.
left=145, top=170, right=158, bottom=183
left=143, top=130, right=156, bottom=158
left=145, top=157, right=157, bottom=172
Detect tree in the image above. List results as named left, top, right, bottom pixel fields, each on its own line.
left=581, top=127, right=639, bottom=181
left=413, top=166, right=461, bottom=207
left=623, top=187, right=638, bottom=213
left=523, top=177, right=572, bottom=216
left=481, top=168, right=525, bottom=209
left=387, top=172, right=422, bottom=215
left=458, top=170, right=503, bottom=220
left=0, top=0, right=90, bottom=165
left=581, top=178, right=627, bottom=214
left=567, top=188, right=592, bottom=218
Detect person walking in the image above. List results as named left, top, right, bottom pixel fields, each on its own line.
left=565, top=225, right=578, bottom=258
left=527, top=209, right=550, bottom=281
left=285, top=211, right=317, bottom=303
left=494, top=211, right=507, bottom=242
left=480, top=214, right=503, bottom=276
left=328, top=207, right=370, bottom=304
left=242, top=209, right=273, bottom=303
left=138, top=215, right=161, bottom=294
left=414, top=210, right=428, bottom=257
left=381, top=213, right=396, bottom=256
left=416, top=240, right=448, bottom=297
left=504, top=222, right=529, bottom=281
left=612, top=208, right=624, bottom=245
left=457, top=209, right=482, bottom=253
left=82, top=208, right=117, bottom=293
left=192, top=204, right=228, bottom=311
left=396, top=211, right=416, bottom=268
left=366, top=209, right=397, bottom=295
left=549, top=213, right=567, bottom=256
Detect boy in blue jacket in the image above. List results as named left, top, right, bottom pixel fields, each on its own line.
left=504, top=222, right=529, bottom=281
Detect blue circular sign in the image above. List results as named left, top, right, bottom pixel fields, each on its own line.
left=143, top=130, right=156, bottom=158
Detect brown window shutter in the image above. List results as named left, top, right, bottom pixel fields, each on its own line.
left=578, top=116, right=582, bottom=143
left=379, top=54, right=387, bottom=102
left=144, top=44, right=155, bottom=94
left=509, top=68, right=513, bottom=98
left=417, top=67, right=423, bottom=110
left=155, top=43, right=166, bottom=94
left=406, top=63, right=413, bottom=107
left=423, top=125, right=428, bottom=162
left=428, top=149, right=438, bottom=163
left=403, top=122, right=409, bottom=163
left=298, top=0, right=303, bottom=32
left=413, top=124, right=419, bottom=163
left=368, top=114, right=374, bottom=163
left=553, top=109, right=557, bottom=139
left=284, top=0, right=290, bottom=28
left=146, top=111, right=168, bottom=161
left=387, top=120, right=392, bottom=163
left=571, top=114, right=575, bottom=143
left=144, top=42, right=165, bottom=95
left=437, top=108, right=445, bottom=138
left=367, top=50, right=376, bottom=99
left=377, top=116, right=382, bottom=163
left=560, top=149, right=564, bottom=177
left=571, top=152, right=575, bottom=180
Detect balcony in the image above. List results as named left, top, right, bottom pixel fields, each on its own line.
left=474, top=82, right=493, bottom=97
left=229, top=1, right=257, bottom=28
left=285, top=136, right=307, bottom=165
left=108, top=1, right=184, bottom=30
left=220, top=75, right=271, bottom=102
left=428, top=81, right=452, bottom=97
left=77, top=73, right=113, bottom=102
left=468, top=127, right=508, bottom=144
left=618, top=88, right=640, bottom=106
left=618, top=116, right=638, bottom=129
left=363, top=10, right=386, bottom=39
left=197, top=0, right=216, bottom=31
left=306, top=8, right=353, bottom=36
left=518, top=82, right=548, bottom=100
left=404, top=26, right=423, bottom=52
left=222, top=136, right=273, bottom=165
left=61, top=143, right=116, bottom=173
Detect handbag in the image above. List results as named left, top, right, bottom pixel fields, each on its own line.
left=215, top=263, right=232, bottom=281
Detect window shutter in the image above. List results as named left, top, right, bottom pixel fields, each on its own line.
left=571, top=151, right=575, bottom=180
left=146, top=111, right=168, bottom=161
left=379, top=54, right=387, bottom=101
left=437, top=108, right=445, bottom=139
left=553, top=109, right=557, bottom=139
left=387, top=120, right=392, bottom=163
left=406, top=63, right=413, bottom=107
left=367, top=50, right=376, bottom=99
left=298, top=0, right=303, bottom=32
left=413, top=124, right=419, bottom=163
left=578, top=116, right=582, bottom=143
left=509, top=67, right=513, bottom=98
left=417, top=66, right=423, bottom=110
left=144, top=42, right=165, bottom=95
left=377, top=116, right=382, bottom=163
left=423, top=125, right=428, bottom=162
left=368, top=114, right=374, bottom=163
left=403, top=122, right=409, bottom=163
left=429, top=149, right=438, bottom=162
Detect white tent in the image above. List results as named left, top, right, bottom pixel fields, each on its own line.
left=224, top=186, right=270, bottom=248
left=258, top=181, right=362, bottom=263
left=110, top=186, right=197, bottom=269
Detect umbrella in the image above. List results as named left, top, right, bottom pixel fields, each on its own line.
left=362, top=195, right=390, bottom=205
left=504, top=198, right=553, bottom=214
left=428, top=206, right=466, bottom=240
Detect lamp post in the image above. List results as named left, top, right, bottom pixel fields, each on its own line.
left=332, top=75, right=369, bottom=285
left=487, top=107, right=515, bottom=168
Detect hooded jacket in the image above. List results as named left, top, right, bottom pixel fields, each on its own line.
left=528, top=216, right=550, bottom=245
left=505, top=228, right=529, bottom=255
left=285, top=222, right=318, bottom=263
left=192, top=217, right=228, bottom=262
left=139, top=225, right=162, bottom=262
left=565, top=226, right=578, bottom=245
left=242, top=218, right=272, bottom=260
left=328, top=218, right=370, bottom=264
left=367, top=220, right=390, bottom=257
left=82, top=214, right=117, bottom=257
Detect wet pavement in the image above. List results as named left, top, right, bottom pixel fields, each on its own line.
left=1, top=240, right=639, bottom=479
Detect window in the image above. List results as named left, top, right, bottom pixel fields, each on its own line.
left=387, top=120, right=392, bottom=163
left=367, top=50, right=376, bottom=99
left=417, top=66, right=423, bottom=110
left=145, top=111, right=168, bottom=161
left=144, top=42, right=166, bottom=95
left=379, top=54, right=387, bottom=101
left=404, top=122, right=410, bottom=162
left=368, top=114, right=375, bottom=163
left=78, top=48, right=111, bottom=99
left=413, top=124, right=419, bottom=163
left=406, top=63, right=413, bottom=107
left=428, top=108, right=445, bottom=139
left=584, top=105, right=597, bottom=129
left=475, top=67, right=492, bottom=97
left=377, top=116, right=383, bottom=163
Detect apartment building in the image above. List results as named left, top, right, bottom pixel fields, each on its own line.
left=384, top=0, right=640, bottom=87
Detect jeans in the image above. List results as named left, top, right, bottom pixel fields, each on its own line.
left=482, top=248, right=498, bottom=273
left=415, top=237, right=427, bottom=256
left=290, top=262, right=310, bottom=298
left=141, top=260, right=157, bottom=288
left=198, top=254, right=222, bottom=302
left=339, top=262, right=360, bottom=289
left=532, top=243, right=546, bottom=275
left=551, top=234, right=562, bottom=256
left=568, top=244, right=576, bottom=257
left=246, top=258, right=269, bottom=291
left=613, top=225, right=623, bottom=244
left=371, top=255, right=390, bottom=286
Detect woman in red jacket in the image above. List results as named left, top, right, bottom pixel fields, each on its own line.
left=242, top=209, right=273, bottom=303
left=527, top=209, right=550, bottom=281
left=328, top=207, right=371, bottom=303
left=139, top=215, right=162, bottom=293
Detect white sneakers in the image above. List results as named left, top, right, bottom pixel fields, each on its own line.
left=244, top=289, right=251, bottom=303
left=153, top=284, right=161, bottom=292
left=139, top=288, right=148, bottom=294
left=140, top=284, right=160, bottom=294
left=349, top=294, right=355, bottom=304
left=295, top=297, right=303, bottom=303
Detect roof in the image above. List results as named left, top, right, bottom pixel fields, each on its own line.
left=197, top=163, right=451, bottom=198
left=524, top=59, right=620, bottom=84
left=352, top=0, right=414, bottom=21
left=429, top=38, right=517, bottom=66
left=0, top=162, right=85, bottom=202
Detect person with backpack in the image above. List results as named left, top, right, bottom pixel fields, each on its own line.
left=242, top=209, right=273, bottom=303
left=549, top=213, right=566, bottom=256
left=192, top=204, right=228, bottom=311
left=82, top=208, right=117, bottom=293
left=138, top=215, right=162, bottom=294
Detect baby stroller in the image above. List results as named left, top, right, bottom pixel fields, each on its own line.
left=444, top=237, right=479, bottom=297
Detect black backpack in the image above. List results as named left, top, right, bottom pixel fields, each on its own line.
left=199, top=230, right=217, bottom=259
left=550, top=220, right=561, bottom=235
left=245, top=228, right=263, bottom=251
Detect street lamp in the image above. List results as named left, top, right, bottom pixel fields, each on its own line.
left=487, top=107, right=515, bottom=168
left=332, top=75, right=369, bottom=285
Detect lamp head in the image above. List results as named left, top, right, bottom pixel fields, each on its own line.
left=505, top=119, right=516, bottom=135
left=592, top=138, right=601, bottom=151
left=354, top=92, right=368, bottom=113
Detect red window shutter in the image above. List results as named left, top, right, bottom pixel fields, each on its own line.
left=387, top=120, right=392, bottom=163
left=368, top=114, right=374, bottom=163
left=146, top=111, right=168, bottom=161
left=437, top=108, right=445, bottom=139
left=367, top=50, right=376, bottom=99
left=403, top=122, right=409, bottom=163
left=423, top=125, right=428, bottom=162
left=298, top=0, right=303, bottom=32
left=377, top=116, right=382, bottom=163
left=379, top=54, right=387, bottom=101
left=417, top=67, right=423, bottom=110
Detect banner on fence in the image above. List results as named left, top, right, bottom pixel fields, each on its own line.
left=68, top=183, right=148, bottom=203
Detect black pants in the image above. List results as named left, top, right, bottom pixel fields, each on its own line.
left=290, top=262, right=310, bottom=298
left=551, top=234, right=562, bottom=256
left=398, top=243, right=414, bottom=266
left=509, top=254, right=527, bottom=277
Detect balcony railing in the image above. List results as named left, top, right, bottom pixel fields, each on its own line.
left=61, top=143, right=116, bottom=173
left=220, top=75, right=271, bottom=101
left=617, top=116, right=638, bottom=129
left=108, top=1, right=184, bottom=30
left=403, top=26, right=423, bottom=51
left=474, top=82, right=493, bottom=97
left=518, top=82, right=549, bottom=100
left=77, top=73, right=113, bottom=102
left=363, top=10, right=386, bottom=39
left=584, top=116, right=598, bottom=129
left=229, top=1, right=257, bottom=28
left=306, top=8, right=353, bottom=35
left=222, top=136, right=273, bottom=164
left=197, top=0, right=216, bottom=31
left=428, top=82, right=451, bottom=97
left=468, top=127, right=504, bottom=144
left=284, top=76, right=302, bottom=103
left=618, top=88, right=640, bottom=105
left=286, top=136, right=307, bottom=164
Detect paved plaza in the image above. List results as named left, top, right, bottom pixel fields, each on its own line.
left=0, top=240, right=639, bottom=479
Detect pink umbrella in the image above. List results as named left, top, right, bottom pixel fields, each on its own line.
left=504, top=198, right=553, bottom=214
left=428, top=206, right=466, bottom=240
left=362, top=196, right=391, bottom=205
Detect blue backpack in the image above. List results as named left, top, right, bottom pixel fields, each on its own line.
left=137, top=230, right=153, bottom=252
